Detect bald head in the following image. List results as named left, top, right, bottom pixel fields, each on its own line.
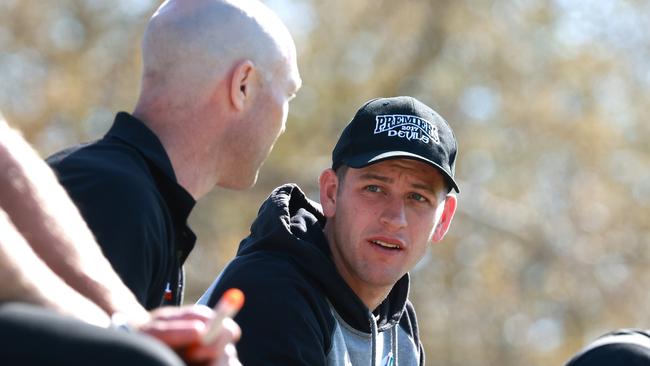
left=138, top=0, right=298, bottom=107
left=133, top=0, right=301, bottom=197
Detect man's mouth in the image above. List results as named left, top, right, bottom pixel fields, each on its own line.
left=371, top=240, right=401, bottom=249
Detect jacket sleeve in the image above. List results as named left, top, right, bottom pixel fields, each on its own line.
left=207, top=254, right=334, bottom=366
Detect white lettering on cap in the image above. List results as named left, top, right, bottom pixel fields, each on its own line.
left=374, top=115, right=439, bottom=144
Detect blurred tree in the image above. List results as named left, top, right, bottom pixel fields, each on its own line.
left=2, top=0, right=649, bottom=365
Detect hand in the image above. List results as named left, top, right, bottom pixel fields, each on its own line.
left=137, top=305, right=241, bottom=366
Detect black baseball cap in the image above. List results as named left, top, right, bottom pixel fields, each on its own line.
left=332, top=96, right=459, bottom=193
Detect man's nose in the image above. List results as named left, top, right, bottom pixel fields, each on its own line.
left=379, top=197, right=408, bottom=231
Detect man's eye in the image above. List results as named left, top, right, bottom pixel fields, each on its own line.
left=409, top=192, right=428, bottom=202
left=365, top=185, right=382, bottom=193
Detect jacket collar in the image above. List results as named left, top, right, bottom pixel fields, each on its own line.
left=106, top=112, right=196, bottom=259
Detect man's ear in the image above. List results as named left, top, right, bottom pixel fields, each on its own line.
left=432, top=194, right=457, bottom=242
left=229, top=60, right=256, bottom=111
left=319, top=169, right=338, bottom=218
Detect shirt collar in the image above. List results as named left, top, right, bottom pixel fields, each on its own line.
left=105, top=112, right=196, bottom=226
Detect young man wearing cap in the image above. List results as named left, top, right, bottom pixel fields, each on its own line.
left=200, top=96, right=460, bottom=365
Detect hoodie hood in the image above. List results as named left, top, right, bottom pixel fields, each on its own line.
left=237, top=183, right=410, bottom=333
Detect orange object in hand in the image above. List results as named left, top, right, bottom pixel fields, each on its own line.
left=203, top=288, right=245, bottom=344
left=184, top=288, right=245, bottom=360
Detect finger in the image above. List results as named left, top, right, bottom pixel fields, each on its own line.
left=219, top=318, right=241, bottom=342
left=149, top=305, right=214, bottom=322
left=140, top=319, right=206, bottom=348
left=209, top=344, right=240, bottom=366
left=185, top=318, right=241, bottom=362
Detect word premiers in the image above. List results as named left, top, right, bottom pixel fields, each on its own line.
left=374, top=114, right=439, bottom=144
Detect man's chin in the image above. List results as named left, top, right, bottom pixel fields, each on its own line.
left=218, top=171, right=258, bottom=191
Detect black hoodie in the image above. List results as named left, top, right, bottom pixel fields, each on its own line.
left=200, top=184, right=424, bottom=366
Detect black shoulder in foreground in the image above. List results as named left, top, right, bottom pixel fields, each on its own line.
left=566, top=329, right=650, bottom=366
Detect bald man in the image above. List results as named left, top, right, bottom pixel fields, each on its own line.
left=48, top=0, right=301, bottom=309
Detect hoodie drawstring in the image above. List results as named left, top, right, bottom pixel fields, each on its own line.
left=370, top=314, right=378, bottom=366
left=370, top=315, right=400, bottom=366
left=391, top=325, right=398, bottom=366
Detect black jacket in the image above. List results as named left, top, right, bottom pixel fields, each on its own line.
left=48, top=112, right=196, bottom=309
left=200, top=184, right=424, bottom=366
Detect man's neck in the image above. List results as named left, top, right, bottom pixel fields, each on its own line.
left=132, top=109, right=213, bottom=200
left=353, top=285, right=391, bottom=312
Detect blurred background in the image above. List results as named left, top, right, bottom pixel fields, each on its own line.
left=2, top=0, right=650, bottom=364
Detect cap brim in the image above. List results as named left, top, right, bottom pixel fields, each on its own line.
left=341, top=150, right=460, bottom=193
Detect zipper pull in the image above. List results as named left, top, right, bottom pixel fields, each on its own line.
left=164, top=282, right=173, bottom=301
